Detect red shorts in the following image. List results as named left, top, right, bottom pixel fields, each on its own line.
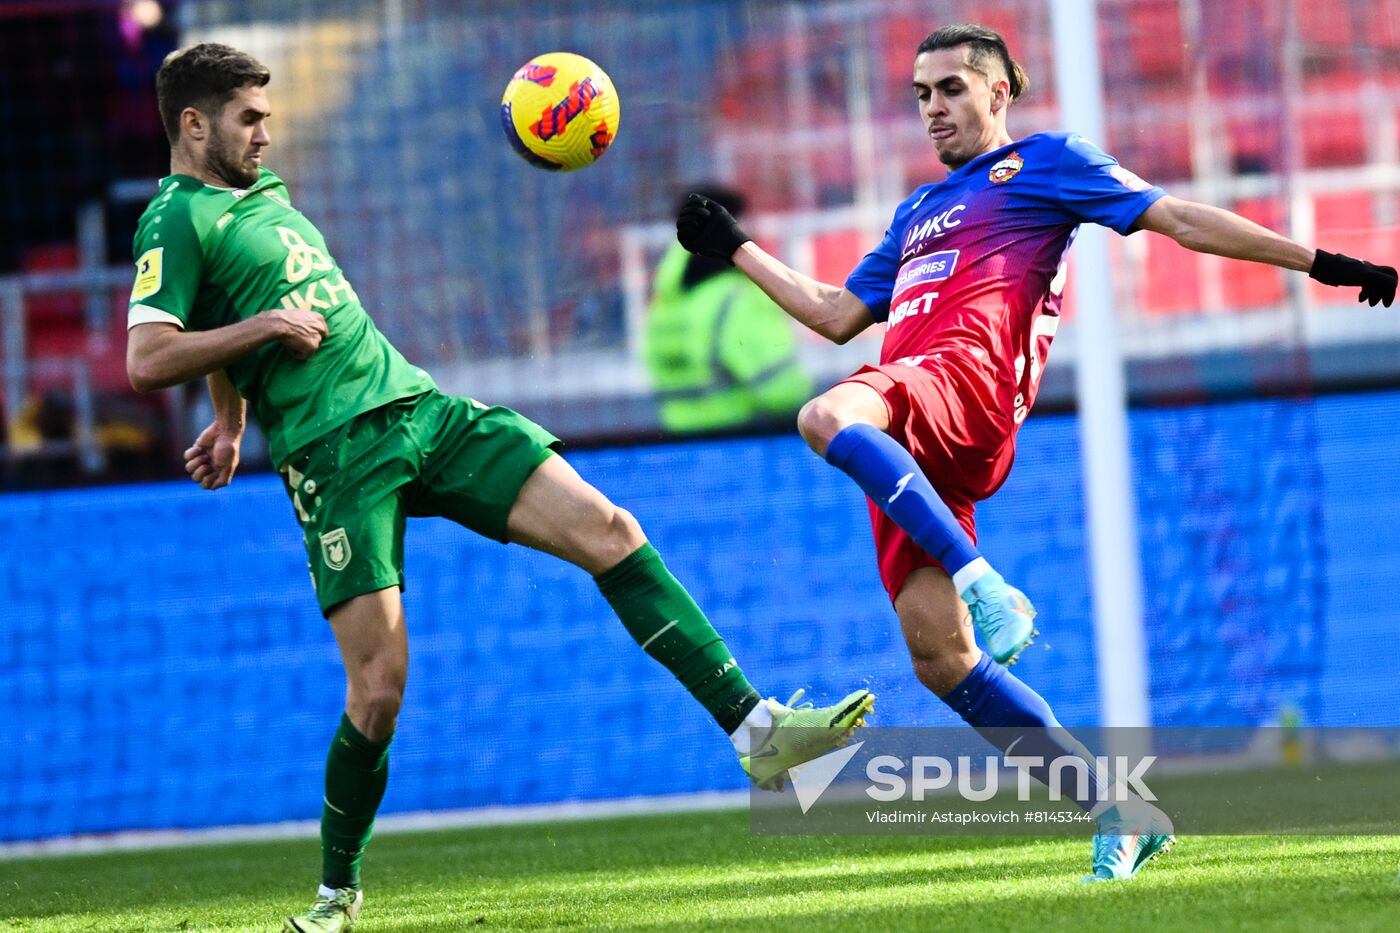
left=838, top=352, right=1017, bottom=603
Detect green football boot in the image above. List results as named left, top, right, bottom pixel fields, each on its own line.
left=740, top=688, right=875, bottom=792
left=959, top=568, right=1037, bottom=665
left=1081, top=800, right=1176, bottom=883
left=284, top=887, right=363, bottom=932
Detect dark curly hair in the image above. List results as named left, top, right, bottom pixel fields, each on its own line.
left=156, top=43, right=270, bottom=145
left=918, top=23, right=1029, bottom=102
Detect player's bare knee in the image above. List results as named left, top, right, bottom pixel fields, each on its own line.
left=910, top=646, right=978, bottom=697
left=797, top=396, right=846, bottom=456
left=352, top=679, right=404, bottom=736
left=565, top=503, right=645, bottom=576
left=592, top=505, right=645, bottom=570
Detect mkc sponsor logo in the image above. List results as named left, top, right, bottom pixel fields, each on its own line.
left=902, top=204, right=966, bottom=254
left=788, top=745, right=1158, bottom=814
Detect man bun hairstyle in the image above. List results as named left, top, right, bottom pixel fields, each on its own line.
left=918, top=23, right=1029, bottom=102
left=156, top=43, right=271, bottom=145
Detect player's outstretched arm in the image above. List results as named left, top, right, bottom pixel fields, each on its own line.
left=675, top=193, right=872, bottom=344
left=732, top=242, right=873, bottom=344
left=126, top=308, right=328, bottom=393
left=1134, top=195, right=1397, bottom=307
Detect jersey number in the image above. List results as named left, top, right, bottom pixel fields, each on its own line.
left=1012, top=314, right=1060, bottom=424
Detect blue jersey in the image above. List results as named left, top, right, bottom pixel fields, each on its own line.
left=845, top=132, right=1163, bottom=422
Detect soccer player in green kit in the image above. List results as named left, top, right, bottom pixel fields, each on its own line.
left=127, top=44, right=874, bottom=933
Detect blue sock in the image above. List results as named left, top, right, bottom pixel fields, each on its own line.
left=943, top=652, right=1105, bottom=812
left=824, top=423, right=984, bottom=587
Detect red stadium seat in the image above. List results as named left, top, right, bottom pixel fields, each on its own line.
left=1124, top=0, right=1188, bottom=84
left=14, top=245, right=132, bottom=397
left=1313, top=191, right=1373, bottom=234
left=717, top=38, right=787, bottom=125
left=22, top=245, right=86, bottom=366
left=1296, top=0, right=1353, bottom=50
left=1201, top=0, right=1283, bottom=95
left=1302, top=119, right=1366, bottom=168
left=1139, top=231, right=1203, bottom=316
left=880, top=13, right=929, bottom=110
left=810, top=229, right=869, bottom=290
left=1108, top=88, right=1193, bottom=183
left=1368, top=0, right=1400, bottom=49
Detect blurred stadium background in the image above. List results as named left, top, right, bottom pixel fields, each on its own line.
left=3, top=0, right=1399, bottom=848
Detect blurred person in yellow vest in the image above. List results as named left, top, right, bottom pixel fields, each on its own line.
left=645, top=186, right=811, bottom=434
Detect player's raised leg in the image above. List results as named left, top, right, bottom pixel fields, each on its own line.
left=286, top=586, right=406, bottom=933
left=799, top=381, right=1035, bottom=664
left=505, top=453, right=874, bottom=788
left=895, top=566, right=1169, bottom=879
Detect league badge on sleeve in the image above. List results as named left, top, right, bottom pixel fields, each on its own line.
left=131, top=247, right=164, bottom=300
left=989, top=152, right=1024, bottom=183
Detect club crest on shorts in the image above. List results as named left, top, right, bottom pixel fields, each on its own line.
left=989, top=151, right=1024, bottom=183
left=319, top=527, right=352, bottom=572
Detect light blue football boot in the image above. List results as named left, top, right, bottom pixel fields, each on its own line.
left=1081, top=800, right=1176, bottom=883
left=958, top=567, right=1037, bottom=665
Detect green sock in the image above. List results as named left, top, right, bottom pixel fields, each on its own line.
left=321, top=713, right=392, bottom=890
left=595, top=543, right=761, bottom=734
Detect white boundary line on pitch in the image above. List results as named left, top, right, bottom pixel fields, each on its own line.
left=0, top=790, right=749, bottom=860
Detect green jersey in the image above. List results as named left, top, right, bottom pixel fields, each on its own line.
left=127, top=168, right=434, bottom=464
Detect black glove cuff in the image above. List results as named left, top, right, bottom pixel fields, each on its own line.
left=719, top=229, right=753, bottom=263
left=1309, top=249, right=1355, bottom=286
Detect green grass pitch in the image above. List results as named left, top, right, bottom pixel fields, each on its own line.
left=2, top=809, right=1397, bottom=931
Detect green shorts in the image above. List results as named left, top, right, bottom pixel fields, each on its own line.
left=279, top=390, right=562, bottom=615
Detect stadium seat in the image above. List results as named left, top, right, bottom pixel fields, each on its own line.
left=1108, top=87, right=1194, bottom=183
left=1369, top=0, right=1400, bottom=43
left=718, top=37, right=787, bottom=125
left=1295, top=0, right=1353, bottom=52
left=1300, top=73, right=1368, bottom=167
left=1226, top=109, right=1284, bottom=175
left=1124, top=0, right=1188, bottom=85
left=1201, top=0, right=1283, bottom=95
left=810, top=229, right=868, bottom=290
left=879, top=14, right=929, bottom=113
left=1139, top=231, right=1203, bottom=316
left=21, top=245, right=86, bottom=367
left=1313, top=191, right=1374, bottom=234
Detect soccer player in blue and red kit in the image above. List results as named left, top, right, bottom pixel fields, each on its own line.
left=677, top=23, right=1396, bottom=882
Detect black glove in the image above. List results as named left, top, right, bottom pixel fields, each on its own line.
left=676, top=193, right=752, bottom=262
left=1309, top=249, right=1397, bottom=307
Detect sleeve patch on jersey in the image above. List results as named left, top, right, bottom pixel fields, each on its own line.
left=1109, top=164, right=1153, bottom=192
left=131, top=247, right=164, bottom=301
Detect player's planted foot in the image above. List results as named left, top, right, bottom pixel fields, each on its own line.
left=1081, top=800, right=1175, bottom=883
left=284, top=887, right=363, bottom=932
left=740, top=689, right=875, bottom=792
left=959, top=569, right=1037, bottom=665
